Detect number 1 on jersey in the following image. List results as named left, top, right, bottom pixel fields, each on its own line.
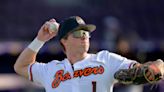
left=92, top=81, right=96, bottom=92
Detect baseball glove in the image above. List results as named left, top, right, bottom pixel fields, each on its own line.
left=114, top=59, right=164, bottom=85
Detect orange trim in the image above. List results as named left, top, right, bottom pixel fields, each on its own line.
left=30, top=64, right=34, bottom=81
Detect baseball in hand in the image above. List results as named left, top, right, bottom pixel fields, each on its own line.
left=48, top=22, right=59, bottom=32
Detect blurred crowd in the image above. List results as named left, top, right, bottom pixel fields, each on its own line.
left=0, top=0, right=164, bottom=92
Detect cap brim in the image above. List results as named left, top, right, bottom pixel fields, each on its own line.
left=73, top=24, right=96, bottom=32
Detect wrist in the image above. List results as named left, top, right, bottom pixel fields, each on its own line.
left=28, top=38, right=45, bottom=53
left=36, top=35, right=47, bottom=42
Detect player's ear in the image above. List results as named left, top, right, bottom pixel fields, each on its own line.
left=61, top=39, right=66, bottom=46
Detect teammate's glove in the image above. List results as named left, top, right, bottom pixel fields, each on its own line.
left=114, top=59, right=164, bottom=85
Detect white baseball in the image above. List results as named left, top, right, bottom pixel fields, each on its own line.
left=48, top=22, right=59, bottom=32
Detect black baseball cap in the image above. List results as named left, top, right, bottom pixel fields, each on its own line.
left=58, top=16, right=96, bottom=40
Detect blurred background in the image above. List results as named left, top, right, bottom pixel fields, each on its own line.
left=0, top=0, right=164, bottom=92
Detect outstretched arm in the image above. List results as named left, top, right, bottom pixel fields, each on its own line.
left=14, top=19, right=59, bottom=78
left=114, top=59, right=164, bottom=85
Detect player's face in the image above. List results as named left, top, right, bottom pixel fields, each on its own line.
left=63, top=30, right=90, bottom=53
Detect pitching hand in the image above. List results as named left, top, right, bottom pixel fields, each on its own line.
left=37, top=19, right=59, bottom=42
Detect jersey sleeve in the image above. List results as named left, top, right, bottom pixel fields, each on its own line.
left=109, top=53, right=136, bottom=69
left=98, top=50, right=137, bottom=72
left=28, top=62, right=48, bottom=85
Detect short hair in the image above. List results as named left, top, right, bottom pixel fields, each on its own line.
left=60, top=35, right=68, bottom=52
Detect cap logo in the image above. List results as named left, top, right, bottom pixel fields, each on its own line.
left=76, top=17, right=85, bottom=24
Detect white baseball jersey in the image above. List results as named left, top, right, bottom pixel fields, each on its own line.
left=28, top=50, right=137, bottom=92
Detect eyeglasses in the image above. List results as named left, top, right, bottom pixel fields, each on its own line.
left=71, top=30, right=90, bottom=38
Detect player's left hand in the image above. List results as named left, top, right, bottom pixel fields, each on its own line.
left=152, top=59, right=164, bottom=77
left=114, top=59, right=164, bottom=85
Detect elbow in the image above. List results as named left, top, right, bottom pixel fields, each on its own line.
left=14, top=59, right=24, bottom=75
left=14, top=60, right=30, bottom=79
left=14, top=62, right=20, bottom=74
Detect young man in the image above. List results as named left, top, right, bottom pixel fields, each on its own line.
left=14, top=16, right=163, bottom=92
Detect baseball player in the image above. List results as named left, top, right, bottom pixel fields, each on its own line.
left=14, top=16, right=164, bottom=92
